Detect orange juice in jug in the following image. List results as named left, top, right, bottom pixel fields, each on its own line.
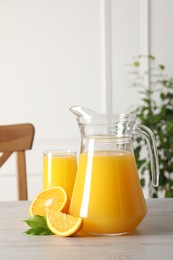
left=69, top=106, right=159, bottom=235
left=69, top=151, right=147, bottom=234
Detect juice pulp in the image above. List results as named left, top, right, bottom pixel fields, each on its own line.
left=69, top=151, right=147, bottom=234
left=43, top=154, right=77, bottom=200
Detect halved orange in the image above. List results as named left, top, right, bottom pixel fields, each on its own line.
left=29, top=186, right=69, bottom=216
left=46, top=210, right=83, bottom=237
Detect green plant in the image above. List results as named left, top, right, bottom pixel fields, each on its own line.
left=128, top=55, right=173, bottom=198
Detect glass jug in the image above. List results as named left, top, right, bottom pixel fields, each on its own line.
left=69, top=106, right=159, bottom=235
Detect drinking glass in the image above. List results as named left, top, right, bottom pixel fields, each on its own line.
left=43, top=149, right=77, bottom=200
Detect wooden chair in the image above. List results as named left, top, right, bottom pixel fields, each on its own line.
left=0, top=123, right=35, bottom=200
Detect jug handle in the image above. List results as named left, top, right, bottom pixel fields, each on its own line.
left=134, top=124, right=159, bottom=187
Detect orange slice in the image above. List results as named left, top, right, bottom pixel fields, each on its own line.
left=29, top=186, right=69, bottom=216
left=46, top=210, right=83, bottom=237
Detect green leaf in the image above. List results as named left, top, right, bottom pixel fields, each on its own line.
left=128, top=54, right=173, bottom=198
left=22, top=215, right=54, bottom=236
left=140, top=178, right=145, bottom=187
left=160, top=93, right=165, bottom=100
left=152, top=192, right=158, bottom=198
left=23, top=215, right=47, bottom=228
left=24, top=227, right=54, bottom=236
left=148, top=55, right=155, bottom=60
left=165, top=190, right=173, bottom=198
left=159, top=64, right=165, bottom=70
left=133, top=61, right=140, bottom=67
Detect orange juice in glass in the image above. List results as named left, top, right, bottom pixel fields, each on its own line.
left=69, top=150, right=147, bottom=234
left=43, top=150, right=77, bottom=200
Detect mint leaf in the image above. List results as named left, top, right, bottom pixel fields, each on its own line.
left=23, top=215, right=47, bottom=228
left=24, top=227, right=53, bottom=236
left=22, top=215, right=54, bottom=236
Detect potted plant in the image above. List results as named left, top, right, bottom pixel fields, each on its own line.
left=128, top=55, right=173, bottom=198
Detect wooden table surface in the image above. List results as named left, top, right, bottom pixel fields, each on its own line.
left=0, top=199, right=173, bottom=260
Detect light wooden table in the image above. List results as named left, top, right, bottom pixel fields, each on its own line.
left=0, top=199, right=173, bottom=260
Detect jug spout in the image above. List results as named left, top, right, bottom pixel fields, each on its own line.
left=70, top=106, right=138, bottom=137
left=69, top=106, right=99, bottom=120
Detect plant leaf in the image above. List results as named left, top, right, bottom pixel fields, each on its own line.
left=159, top=64, right=165, bottom=70
left=148, top=55, right=155, bottom=60
left=22, top=215, right=54, bottom=236
left=24, top=227, right=54, bottom=236
left=140, top=178, right=145, bottom=187
left=128, top=54, right=173, bottom=198
left=133, top=61, right=140, bottom=67
left=23, top=215, right=47, bottom=228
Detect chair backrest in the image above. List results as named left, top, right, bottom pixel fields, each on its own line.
left=0, top=123, right=35, bottom=200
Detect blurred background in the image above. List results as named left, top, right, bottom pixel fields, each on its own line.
left=0, top=0, right=173, bottom=200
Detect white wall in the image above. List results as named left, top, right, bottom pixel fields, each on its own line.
left=0, top=0, right=104, bottom=200
left=0, top=0, right=173, bottom=200
left=150, top=0, right=173, bottom=76
left=111, top=0, right=141, bottom=113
